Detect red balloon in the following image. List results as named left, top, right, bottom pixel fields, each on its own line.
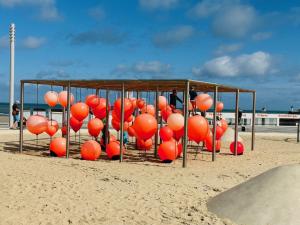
left=61, top=126, right=67, bottom=136
left=161, top=105, right=172, bottom=122
left=71, top=102, right=89, bottom=121
left=219, top=119, right=228, bottom=132
left=173, top=127, right=184, bottom=141
left=106, top=141, right=125, bottom=160
left=188, top=115, right=209, bottom=144
left=114, top=98, right=134, bottom=120
left=48, top=120, right=59, bottom=130
left=177, top=142, right=182, bottom=158
left=129, top=98, right=137, bottom=109
left=159, top=126, right=174, bottom=142
left=44, top=91, right=58, bottom=107
left=216, top=101, right=224, bottom=112
left=50, top=137, right=66, bottom=157
left=230, top=141, right=244, bottom=155
left=26, top=115, right=48, bottom=135
left=46, top=120, right=59, bottom=136
left=70, top=117, right=83, bottom=133
left=112, top=119, right=129, bottom=131
left=127, top=126, right=136, bottom=137
left=92, top=98, right=109, bottom=119
left=137, top=138, right=153, bottom=150
left=58, top=91, right=74, bottom=108
left=81, top=140, right=101, bottom=161
left=88, top=118, right=104, bottom=137
left=141, top=104, right=155, bottom=116
left=137, top=99, right=145, bottom=109
left=158, top=141, right=178, bottom=162
left=126, top=115, right=134, bottom=123
left=112, top=110, right=120, bottom=122
left=211, top=126, right=224, bottom=140
left=133, top=114, right=157, bottom=140
left=205, top=132, right=221, bottom=152
left=85, top=94, right=100, bottom=108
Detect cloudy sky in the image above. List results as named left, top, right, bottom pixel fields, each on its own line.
left=0, top=0, right=300, bottom=110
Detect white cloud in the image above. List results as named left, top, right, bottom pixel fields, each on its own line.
left=0, top=0, right=61, bottom=21
left=88, top=6, right=106, bottom=21
left=252, top=32, right=272, bottom=41
left=188, top=0, right=232, bottom=18
left=193, top=51, right=274, bottom=77
left=153, top=25, right=195, bottom=48
left=0, top=35, right=9, bottom=48
left=214, top=43, right=243, bottom=55
left=139, top=0, right=179, bottom=10
left=21, top=36, right=46, bottom=48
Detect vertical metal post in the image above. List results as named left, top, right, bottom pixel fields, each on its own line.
left=297, top=120, right=299, bottom=143
left=183, top=81, right=190, bottom=168
left=251, top=92, right=256, bottom=150
left=62, top=86, right=66, bottom=136
left=160, top=91, right=164, bottom=144
left=212, top=86, right=218, bottom=161
left=234, top=89, right=240, bottom=156
left=9, top=24, right=15, bottom=128
left=154, top=87, right=159, bottom=157
left=19, top=81, right=24, bottom=153
left=135, top=91, right=139, bottom=147
left=119, top=83, right=125, bottom=162
left=105, top=89, right=110, bottom=146
left=66, top=82, right=71, bottom=158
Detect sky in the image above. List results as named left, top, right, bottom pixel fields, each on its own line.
left=0, top=0, right=300, bottom=110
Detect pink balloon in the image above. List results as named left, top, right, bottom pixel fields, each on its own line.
left=167, top=113, right=184, bottom=131
left=58, top=91, right=74, bottom=107
left=26, top=115, right=48, bottom=135
left=196, top=94, right=213, bottom=112
left=44, top=91, right=58, bottom=107
left=158, top=96, right=167, bottom=110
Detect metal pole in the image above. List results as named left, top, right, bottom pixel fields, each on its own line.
left=297, top=119, right=299, bottom=143
left=119, top=83, right=125, bottom=162
left=183, top=81, right=190, bottom=168
left=212, top=86, right=218, bottom=161
left=154, top=87, right=159, bottom=157
left=66, top=82, right=71, bottom=158
left=234, top=89, right=240, bottom=156
left=135, top=91, right=139, bottom=147
left=9, top=23, right=15, bottom=128
left=251, top=92, right=256, bottom=150
left=19, top=81, right=24, bottom=153
left=105, top=89, right=110, bottom=146
left=62, top=86, right=66, bottom=136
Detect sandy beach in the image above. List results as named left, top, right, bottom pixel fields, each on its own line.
left=0, top=130, right=298, bottom=225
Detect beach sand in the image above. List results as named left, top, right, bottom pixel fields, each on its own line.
left=0, top=130, right=299, bottom=225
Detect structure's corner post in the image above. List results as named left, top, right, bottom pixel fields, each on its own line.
left=9, top=23, right=15, bottom=128
left=105, top=89, right=110, bottom=146
left=234, top=89, right=240, bottom=156
left=66, top=82, right=71, bottom=158
left=212, top=86, right=218, bottom=161
left=19, top=81, right=24, bottom=153
left=183, top=81, right=190, bottom=168
left=119, top=83, right=125, bottom=162
left=154, top=87, right=159, bottom=157
left=297, top=119, right=299, bottom=143
left=251, top=91, right=256, bottom=150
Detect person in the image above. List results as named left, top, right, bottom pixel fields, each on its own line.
left=238, top=108, right=243, bottom=125
left=101, top=119, right=110, bottom=151
left=169, top=89, right=182, bottom=112
left=189, top=86, right=197, bottom=115
left=11, top=100, right=20, bottom=129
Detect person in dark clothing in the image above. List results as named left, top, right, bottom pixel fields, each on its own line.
left=238, top=109, right=243, bottom=125
left=189, top=86, right=197, bottom=115
left=12, top=100, right=20, bottom=129
left=169, top=89, right=182, bottom=111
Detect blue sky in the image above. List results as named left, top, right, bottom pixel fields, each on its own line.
left=0, top=0, right=300, bottom=110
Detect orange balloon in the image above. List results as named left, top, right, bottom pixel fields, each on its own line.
left=81, top=140, right=101, bottom=161
left=137, top=99, right=145, bottom=109
left=196, top=93, right=213, bottom=112
left=46, top=121, right=59, bottom=136
left=92, top=98, right=109, bottom=119
left=126, top=115, right=134, bottom=123
left=70, top=117, right=83, bottom=133
left=177, top=142, right=182, bottom=158
left=48, top=120, right=59, bottom=130
left=106, top=141, right=125, bottom=160
left=58, top=91, right=74, bottom=107
left=44, top=91, right=58, bottom=107
left=159, top=126, right=173, bottom=142
left=161, top=105, right=172, bottom=122
left=167, top=113, right=184, bottom=131
left=158, top=141, right=178, bottom=162
left=219, top=118, right=228, bottom=132
left=133, top=114, right=157, bottom=140
left=71, top=102, right=89, bottom=121
left=112, top=119, right=129, bottom=131
left=129, top=98, right=137, bottom=108
left=127, top=126, right=136, bottom=137
left=137, top=138, right=152, bottom=150
left=26, top=115, right=48, bottom=135
left=88, top=118, right=104, bottom=137
left=50, top=137, right=66, bottom=157
left=114, top=98, right=134, bottom=120
left=141, top=104, right=155, bottom=116
left=61, top=126, right=67, bottom=136
left=188, top=115, right=209, bottom=144
left=173, top=127, right=184, bottom=141
left=85, top=94, right=100, bottom=108
left=216, top=101, right=224, bottom=112
left=205, top=136, right=221, bottom=152
left=158, top=96, right=167, bottom=110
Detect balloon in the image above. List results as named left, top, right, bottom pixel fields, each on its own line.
left=173, top=127, right=184, bottom=141
left=126, top=115, right=134, bottom=123
left=137, top=99, right=145, bottom=109
left=141, top=104, right=155, bottom=116
left=50, top=137, right=66, bottom=157
left=88, top=118, right=104, bottom=137
left=137, top=138, right=153, bottom=150
left=177, top=143, right=182, bottom=158
left=48, top=120, right=59, bottom=130
left=112, top=119, right=129, bottom=131
left=188, top=115, right=209, bottom=144
left=81, top=140, right=101, bottom=161
left=85, top=94, right=100, bottom=108
left=158, top=96, right=167, bottom=110
left=127, top=126, right=136, bottom=137
left=114, top=98, right=134, bottom=120
left=196, top=94, right=213, bottom=112
left=216, top=101, right=224, bottom=112
left=106, top=141, right=125, bottom=160
left=167, top=113, right=184, bottom=131
left=219, top=119, right=228, bottom=132
left=205, top=132, right=221, bottom=152
left=46, top=121, right=59, bottom=136
left=161, top=105, right=172, bottom=122
left=211, top=126, right=224, bottom=140
left=112, top=110, right=120, bottom=122
left=92, top=98, right=109, bottom=119
left=44, top=91, right=58, bottom=107
left=159, top=126, right=173, bottom=142
left=133, top=114, right=157, bottom=140
left=26, top=115, right=48, bottom=135
left=70, top=117, right=83, bottom=133
left=71, top=102, right=89, bottom=121
left=158, top=141, right=178, bottom=162
left=129, top=98, right=137, bottom=109
left=58, top=91, right=74, bottom=107
left=61, top=126, right=67, bottom=136
left=230, top=141, right=244, bottom=155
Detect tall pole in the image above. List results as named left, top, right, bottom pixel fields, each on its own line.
left=234, top=89, right=240, bottom=156
left=9, top=23, right=15, bottom=128
left=154, top=87, right=159, bottom=157
left=183, top=81, right=189, bottom=168
left=66, top=82, right=71, bottom=158
left=212, top=86, right=218, bottom=161
left=251, top=92, right=256, bottom=150
left=105, top=89, right=110, bottom=146
left=119, top=83, right=125, bottom=162
left=19, top=81, right=24, bottom=153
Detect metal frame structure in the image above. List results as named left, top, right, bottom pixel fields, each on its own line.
left=19, top=79, right=256, bottom=168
